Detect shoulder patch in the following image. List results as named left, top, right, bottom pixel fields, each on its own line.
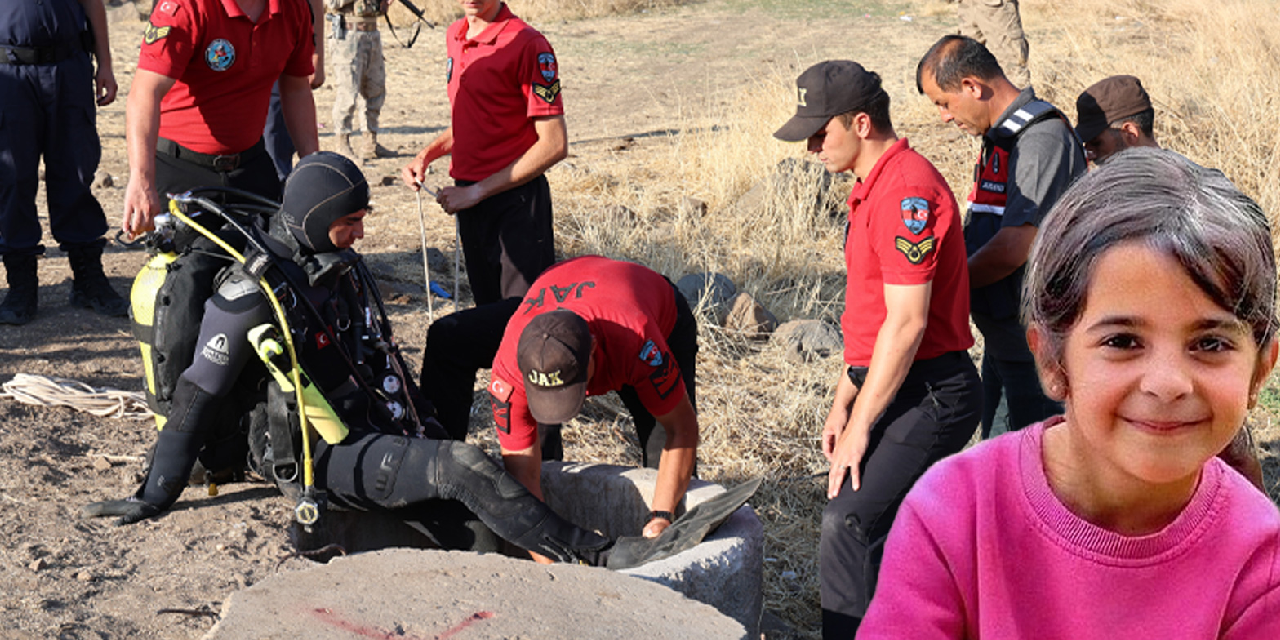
left=489, top=378, right=514, bottom=403
left=532, top=80, right=561, bottom=104
left=489, top=378, right=514, bottom=434
left=894, top=236, right=936, bottom=265
left=899, top=197, right=930, bottom=235
left=638, top=340, right=663, bottom=367
left=155, top=0, right=180, bottom=16
left=143, top=22, right=171, bottom=45
left=537, top=52, right=557, bottom=83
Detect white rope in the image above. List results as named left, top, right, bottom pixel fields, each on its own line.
left=0, top=373, right=152, bottom=419
left=415, top=181, right=435, bottom=324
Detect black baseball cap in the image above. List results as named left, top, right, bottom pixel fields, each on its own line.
left=1075, top=75, right=1152, bottom=143
left=517, top=310, right=592, bottom=424
left=774, top=60, right=885, bottom=142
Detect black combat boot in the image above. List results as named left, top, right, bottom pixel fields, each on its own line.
left=0, top=253, right=39, bottom=325
left=64, top=239, right=128, bottom=317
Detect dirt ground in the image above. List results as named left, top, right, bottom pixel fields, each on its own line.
left=0, top=1, right=954, bottom=637
left=6, top=1, right=1278, bottom=639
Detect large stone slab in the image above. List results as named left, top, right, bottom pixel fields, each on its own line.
left=205, top=548, right=746, bottom=639
left=540, top=463, right=765, bottom=637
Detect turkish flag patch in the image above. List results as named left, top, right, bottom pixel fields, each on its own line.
left=489, top=378, right=514, bottom=434
left=315, top=332, right=331, bottom=349
left=156, top=0, right=180, bottom=16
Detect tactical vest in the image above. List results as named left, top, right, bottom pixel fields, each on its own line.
left=966, top=99, right=1072, bottom=219
left=963, top=100, right=1078, bottom=321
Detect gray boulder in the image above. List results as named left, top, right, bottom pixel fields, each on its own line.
left=773, top=319, right=843, bottom=362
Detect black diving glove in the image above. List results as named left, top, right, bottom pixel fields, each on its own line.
left=81, top=496, right=163, bottom=526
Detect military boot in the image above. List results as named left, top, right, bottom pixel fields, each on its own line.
left=336, top=133, right=356, bottom=158
left=65, top=240, right=129, bottom=318
left=0, top=253, right=39, bottom=325
left=360, top=131, right=393, bottom=159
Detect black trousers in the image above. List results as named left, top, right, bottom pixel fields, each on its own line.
left=455, top=175, right=555, bottom=306
left=421, top=283, right=697, bottom=467
left=820, top=351, right=981, bottom=638
left=154, top=138, right=282, bottom=206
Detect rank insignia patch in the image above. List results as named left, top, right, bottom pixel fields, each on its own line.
left=205, top=39, right=235, bottom=72
left=900, top=197, right=930, bottom=235
left=895, top=236, right=936, bottom=265
left=143, top=23, right=171, bottom=45
left=489, top=379, right=513, bottom=434
left=532, top=80, right=561, bottom=104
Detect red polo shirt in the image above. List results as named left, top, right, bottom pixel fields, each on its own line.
left=488, top=256, right=683, bottom=451
left=139, top=0, right=314, bottom=154
left=842, top=138, right=973, bottom=365
left=446, top=3, right=563, bottom=182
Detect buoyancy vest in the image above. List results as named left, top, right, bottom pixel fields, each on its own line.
left=129, top=194, right=441, bottom=501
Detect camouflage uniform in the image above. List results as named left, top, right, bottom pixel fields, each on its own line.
left=326, top=0, right=390, bottom=159
left=955, top=0, right=1030, bottom=87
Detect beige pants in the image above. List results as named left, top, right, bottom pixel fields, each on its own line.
left=330, top=29, right=387, bottom=135
left=957, top=0, right=1030, bottom=87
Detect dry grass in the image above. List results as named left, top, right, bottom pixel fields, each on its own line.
left=401, top=0, right=1280, bottom=636
left=390, top=0, right=692, bottom=25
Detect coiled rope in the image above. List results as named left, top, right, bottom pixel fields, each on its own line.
left=0, top=373, right=151, bottom=419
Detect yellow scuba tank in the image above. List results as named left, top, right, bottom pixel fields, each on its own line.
left=130, top=251, right=178, bottom=430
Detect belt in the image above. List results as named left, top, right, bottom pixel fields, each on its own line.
left=0, top=41, right=84, bottom=66
left=157, top=137, right=265, bottom=173
left=351, top=21, right=378, bottom=31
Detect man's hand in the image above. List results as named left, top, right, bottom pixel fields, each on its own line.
left=821, top=404, right=849, bottom=463
left=436, top=184, right=483, bottom=214
left=827, top=424, right=870, bottom=499
left=310, top=60, right=325, bottom=89
left=642, top=514, right=671, bottom=538
left=94, top=65, right=118, bottom=106
left=122, top=173, right=162, bottom=238
left=82, top=497, right=162, bottom=526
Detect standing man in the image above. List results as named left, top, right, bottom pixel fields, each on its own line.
left=326, top=0, right=392, bottom=160
left=917, top=35, right=1085, bottom=437
left=774, top=61, right=981, bottom=637
left=122, top=0, right=321, bottom=238
left=488, top=256, right=699, bottom=541
left=401, top=0, right=565, bottom=305
left=263, top=0, right=326, bottom=184
left=1075, top=74, right=1158, bottom=165
left=952, top=0, right=1030, bottom=87
left=0, top=0, right=128, bottom=325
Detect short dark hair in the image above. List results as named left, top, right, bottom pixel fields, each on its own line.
left=834, top=86, right=893, bottom=132
left=1111, top=107, right=1155, bottom=137
left=916, top=35, right=1004, bottom=93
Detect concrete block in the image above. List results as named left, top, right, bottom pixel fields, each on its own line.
left=206, top=548, right=747, bottom=639
left=540, top=462, right=764, bottom=637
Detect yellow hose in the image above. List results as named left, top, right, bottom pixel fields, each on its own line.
left=168, top=201, right=317, bottom=489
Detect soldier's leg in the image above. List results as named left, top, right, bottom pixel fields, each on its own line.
left=330, top=33, right=360, bottom=155
left=419, top=297, right=522, bottom=440
left=363, top=31, right=387, bottom=133
left=44, top=55, right=108, bottom=249
left=968, top=0, right=1030, bottom=86
left=0, top=65, right=46, bottom=324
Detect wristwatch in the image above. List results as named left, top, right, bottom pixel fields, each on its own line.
left=646, top=510, right=675, bottom=524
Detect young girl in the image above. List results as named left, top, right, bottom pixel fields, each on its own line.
left=858, top=147, right=1280, bottom=639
